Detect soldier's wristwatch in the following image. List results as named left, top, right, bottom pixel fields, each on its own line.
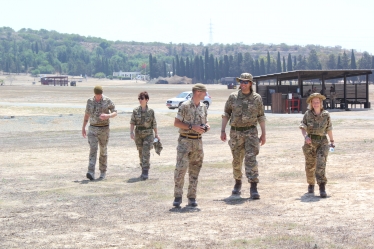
left=188, top=124, right=192, bottom=130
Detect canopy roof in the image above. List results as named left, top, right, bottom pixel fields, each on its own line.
left=253, top=70, right=372, bottom=82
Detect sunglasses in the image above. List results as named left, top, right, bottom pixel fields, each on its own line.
left=138, top=97, right=145, bottom=100
left=239, top=80, right=251, bottom=84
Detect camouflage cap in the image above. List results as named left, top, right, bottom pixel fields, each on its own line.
left=307, top=93, right=326, bottom=104
left=153, top=140, right=163, bottom=155
left=236, top=73, right=253, bottom=82
left=192, top=83, right=207, bottom=92
left=94, top=85, right=103, bottom=94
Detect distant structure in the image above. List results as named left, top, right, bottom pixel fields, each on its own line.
left=209, top=19, right=213, bottom=44
left=113, top=71, right=141, bottom=79
left=41, top=76, right=68, bottom=86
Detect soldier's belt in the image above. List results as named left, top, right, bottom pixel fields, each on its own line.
left=180, top=134, right=202, bottom=139
left=231, top=125, right=256, bottom=131
left=308, top=134, right=326, bottom=140
left=136, top=126, right=152, bottom=131
left=90, top=125, right=109, bottom=127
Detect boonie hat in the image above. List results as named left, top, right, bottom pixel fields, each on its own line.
left=236, top=73, right=253, bottom=82
left=192, top=83, right=207, bottom=92
left=153, top=140, right=163, bottom=155
left=306, top=93, right=326, bottom=104
left=94, top=85, right=103, bottom=94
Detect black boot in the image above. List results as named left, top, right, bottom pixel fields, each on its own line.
left=232, top=179, right=242, bottom=195
left=308, top=184, right=315, bottom=193
left=250, top=182, right=260, bottom=199
left=319, top=183, right=327, bottom=198
left=173, top=197, right=182, bottom=207
left=188, top=198, right=198, bottom=207
left=140, top=169, right=148, bottom=180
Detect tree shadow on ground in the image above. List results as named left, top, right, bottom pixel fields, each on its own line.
left=169, top=206, right=201, bottom=213
left=217, top=195, right=252, bottom=205
left=296, top=193, right=330, bottom=202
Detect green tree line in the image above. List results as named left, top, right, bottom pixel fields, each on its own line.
left=1, top=27, right=373, bottom=81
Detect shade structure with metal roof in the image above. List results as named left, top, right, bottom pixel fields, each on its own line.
left=252, top=70, right=372, bottom=112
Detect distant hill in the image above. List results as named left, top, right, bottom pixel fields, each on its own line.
left=0, top=27, right=372, bottom=83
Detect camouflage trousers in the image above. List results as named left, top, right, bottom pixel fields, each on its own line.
left=134, top=130, right=154, bottom=169
left=228, top=128, right=260, bottom=183
left=302, top=138, right=329, bottom=185
left=174, top=137, right=204, bottom=199
left=87, top=126, right=110, bottom=174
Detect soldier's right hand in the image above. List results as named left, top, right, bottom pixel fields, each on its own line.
left=220, top=131, right=227, bottom=142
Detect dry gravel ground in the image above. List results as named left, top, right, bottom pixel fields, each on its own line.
left=1, top=76, right=374, bottom=248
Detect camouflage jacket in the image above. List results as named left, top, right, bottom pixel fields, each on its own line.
left=223, top=90, right=266, bottom=127
left=176, top=98, right=208, bottom=135
left=299, top=110, right=332, bottom=136
left=130, top=105, right=157, bottom=129
left=85, top=95, right=116, bottom=126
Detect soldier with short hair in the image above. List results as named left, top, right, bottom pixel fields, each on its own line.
left=172, top=83, right=210, bottom=208
left=82, top=86, right=117, bottom=180
left=130, top=91, right=160, bottom=180
left=221, top=73, right=266, bottom=199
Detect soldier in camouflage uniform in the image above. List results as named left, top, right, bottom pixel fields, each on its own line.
left=130, top=91, right=160, bottom=180
left=82, top=86, right=117, bottom=180
left=172, top=83, right=210, bottom=208
left=300, top=93, right=335, bottom=197
left=221, top=73, right=266, bottom=199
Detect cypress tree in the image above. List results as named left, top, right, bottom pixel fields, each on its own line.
left=266, top=51, right=271, bottom=74
left=276, top=52, right=281, bottom=72
left=204, top=48, right=209, bottom=82
left=293, top=56, right=297, bottom=68
left=149, top=53, right=153, bottom=78
left=341, top=51, right=349, bottom=69
left=287, top=53, right=293, bottom=71
left=180, top=57, right=185, bottom=76
left=337, top=55, right=342, bottom=69
left=209, top=54, right=215, bottom=82
left=215, top=58, right=219, bottom=80
left=172, top=59, right=176, bottom=76
left=260, top=58, right=265, bottom=75
left=255, top=59, right=260, bottom=76
left=327, top=54, right=336, bottom=69
left=194, top=55, right=200, bottom=81
left=175, top=55, right=180, bottom=76
left=199, top=56, right=204, bottom=82
left=224, top=55, right=229, bottom=77
left=186, top=57, right=190, bottom=77
left=282, top=56, right=286, bottom=72
left=350, top=49, right=357, bottom=69
left=307, top=49, right=320, bottom=70
left=163, top=61, right=167, bottom=77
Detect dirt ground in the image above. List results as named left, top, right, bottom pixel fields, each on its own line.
left=1, top=75, right=374, bottom=248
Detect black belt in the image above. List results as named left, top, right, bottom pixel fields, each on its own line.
left=90, top=125, right=109, bottom=127
left=308, top=134, right=326, bottom=140
left=136, top=126, right=152, bottom=130
left=180, top=134, right=201, bottom=139
left=231, top=126, right=256, bottom=131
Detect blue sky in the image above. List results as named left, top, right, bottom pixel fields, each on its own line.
left=1, top=0, right=374, bottom=53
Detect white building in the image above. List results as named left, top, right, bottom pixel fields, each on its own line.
left=113, top=71, right=141, bottom=79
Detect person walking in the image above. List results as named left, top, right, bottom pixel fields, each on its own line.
left=173, top=83, right=210, bottom=208
left=130, top=91, right=160, bottom=180
left=300, top=93, right=335, bottom=197
left=82, top=86, right=117, bottom=180
left=220, top=73, right=266, bottom=199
